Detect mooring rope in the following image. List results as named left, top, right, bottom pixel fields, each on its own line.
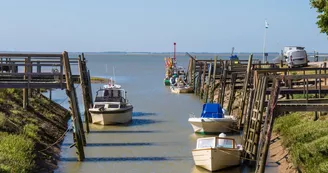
left=38, top=123, right=73, bottom=153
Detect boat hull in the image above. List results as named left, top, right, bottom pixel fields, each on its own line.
left=192, top=148, right=241, bottom=171
left=188, top=117, right=236, bottom=133
left=89, top=107, right=133, bottom=125
left=170, top=86, right=193, bottom=94
left=164, top=79, right=171, bottom=86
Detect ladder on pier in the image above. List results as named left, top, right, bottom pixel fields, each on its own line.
left=242, top=75, right=268, bottom=162
left=256, top=79, right=281, bottom=173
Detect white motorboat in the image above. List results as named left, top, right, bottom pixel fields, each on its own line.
left=192, top=134, right=242, bottom=171
left=188, top=103, right=237, bottom=134
left=89, top=85, right=133, bottom=125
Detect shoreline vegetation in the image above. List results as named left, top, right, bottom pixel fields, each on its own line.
left=90, top=76, right=109, bottom=84
left=0, top=89, right=70, bottom=173
left=272, top=112, right=328, bottom=173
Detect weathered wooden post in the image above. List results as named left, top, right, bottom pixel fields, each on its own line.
left=62, top=51, right=86, bottom=161
left=227, top=73, right=237, bottom=115
left=257, top=79, right=280, bottom=173
left=37, top=61, right=41, bottom=94
left=204, top=62, right=212, bottom=103
left=28, top=57, right=32, bottom=98
left=209, top=56, right=218, bottom=103
left=239, top=54, right=253, bottom=127
left=23, top=58, right=28, bottom=109
left=78, top=53, right=92, bottom=132
left=200, top=62, right=207, bottom=100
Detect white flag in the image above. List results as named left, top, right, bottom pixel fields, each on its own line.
left=265, top=20, right=269, bottom=29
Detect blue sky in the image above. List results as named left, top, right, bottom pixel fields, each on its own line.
left=0, top=0, right=327, bottom=53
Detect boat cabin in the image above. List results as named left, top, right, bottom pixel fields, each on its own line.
left=196, top=137, right=236, bottom=149
left=93, top=88, right=128, bottom=109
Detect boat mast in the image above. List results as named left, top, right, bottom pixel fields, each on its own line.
left=173, top=42, right=176, bottom=68
left=113, top=66, right=116, bottom=86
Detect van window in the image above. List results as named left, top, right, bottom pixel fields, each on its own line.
left=292, top=51, right=306, bottom=57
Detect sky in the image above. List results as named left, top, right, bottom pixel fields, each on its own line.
left=0, top=0, right=327, bottom=53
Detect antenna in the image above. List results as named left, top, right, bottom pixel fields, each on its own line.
left=113, top=66, right=116, bottom=86
left=105, top=64, right=110, bottom=86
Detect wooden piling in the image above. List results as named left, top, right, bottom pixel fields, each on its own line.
left=219, top=61, right=227, bottom=106
left=62, top=51, right=86, bottom=161
left=200, top=62, right=207, bottom=100
left=227, top=73, right=237, bottom=115
left=239, top=54, right=253, bottom=127
left=78, top=55, right=90, bottom=133
left=204, top=62, right=212, bottom=103
left=209, top=56, right=218, bottom=103
left=23, top=58, right=28, bottom=109
left=257, top=79, right=280, bottom=173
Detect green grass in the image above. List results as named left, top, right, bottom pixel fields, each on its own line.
left=0, top=112, right=5, bottom=127
left=10, top=109, right=23, bottom=115
left=0, top=133, right=35, bottom=173
left=292, top=94, right=317, bottom=99
left=274, top=112, right=328, bottom=173
left=23, top=124, right=40, bottom=141
left=90, top=76, right=108, bottom=83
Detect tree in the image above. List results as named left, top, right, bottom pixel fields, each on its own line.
left=311, top=0, right=328, bottom=35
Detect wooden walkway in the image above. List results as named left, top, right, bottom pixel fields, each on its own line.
left=186, top=53, right=328, bottom=173
left=0, top=52, right=93, bottom=161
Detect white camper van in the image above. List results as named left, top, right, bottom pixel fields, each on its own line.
left=283, top=46, right=308, bottom=68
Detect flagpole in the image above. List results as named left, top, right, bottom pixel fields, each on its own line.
left=263, top=20, right=268, bottom=63
left=263, top=28, right=267, bottom=63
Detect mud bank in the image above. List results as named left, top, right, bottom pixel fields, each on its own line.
left=0, top=89, right=70, bottom=173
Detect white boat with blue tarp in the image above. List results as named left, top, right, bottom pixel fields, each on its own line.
left=188, top=103, right=237, bottom=134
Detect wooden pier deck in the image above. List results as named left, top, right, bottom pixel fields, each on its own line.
left=0, top=52, right=93, bottom=161
left=185, top=53, right=328, bottom=173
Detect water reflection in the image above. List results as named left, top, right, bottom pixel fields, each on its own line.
left=60, top=156, right=192, bottom=162
left=129, top=118, right=164, bottom=126
left=87, top=130, right=162, bottom=134
left=132, top=112, right=158, bottom=117
left=61, top=142, right=155, bottom=147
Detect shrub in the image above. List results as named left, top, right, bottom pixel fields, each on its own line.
left=0, top=134, right=35, bottom=173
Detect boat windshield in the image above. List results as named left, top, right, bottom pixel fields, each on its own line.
left=216, top=138, right=234, bottom=148
left=196, top=137, right=215, bottom=149
left=95, top=89, right=126, bottom=102
left=196, top=137, right=235, bottom=149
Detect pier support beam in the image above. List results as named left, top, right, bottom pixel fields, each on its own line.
left=63, top=51, right=86, bottom=161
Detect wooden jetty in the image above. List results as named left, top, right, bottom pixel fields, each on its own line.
left=0, top=52, right=93, bottom=161
left=186, top=52, right=328, bottom=173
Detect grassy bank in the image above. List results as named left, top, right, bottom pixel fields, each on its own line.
left=0, top=89, right=70, bottom=172
left=90, top=76, right=109, bottom=84
left=273, top=112, right=328, bottom=173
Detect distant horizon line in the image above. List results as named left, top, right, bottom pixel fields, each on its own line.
left=0, top=50, right=281, bottom=54
left=0, top=51, right=327, bottom=54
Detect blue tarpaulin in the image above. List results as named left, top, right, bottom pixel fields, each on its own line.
left=200, top=103, right=223, bottom=118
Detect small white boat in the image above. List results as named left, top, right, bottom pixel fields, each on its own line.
left=188, top=103, right=237, bottom=134
left=89, top=85, right=133, bottom=125
left=170, top=85, right=193, bottom=94
left=192, top=134, right=242, bottom=172
left=170, top=77, right=193, bottom=94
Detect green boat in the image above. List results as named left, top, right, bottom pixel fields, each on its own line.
left=164, top=78, right=171, bottom=86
